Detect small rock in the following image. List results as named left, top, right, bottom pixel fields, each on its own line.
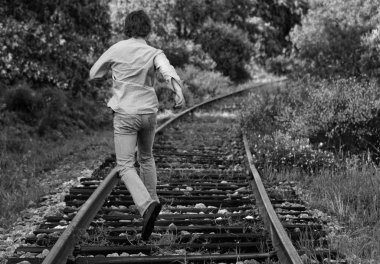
left=168, top=223, right=177, bottom=231
left=180, top=231, right=191, bottom=236
left=174, top=249, right=186, bottom=255
left=106, top=253, right=119, bottom=257
left=16, top=261, right=32, bottom=264
left=244, top=259, right=260, bottom=264
left=36, top=233, right=46, bottom=239
left=300, top=213, right=309, bottom=218
left=217, top=209, right=229, bottom=214
left=27, top=201, right=37, bottom=208
left=59, top=219, right=68, bottom=225
left=6, top=245, right=15, bottom=252
left=120, top=252, right=129, bottom=256
left=194, top=203, right=206, bottom=209
left=20, top=252, right=37, bottom=258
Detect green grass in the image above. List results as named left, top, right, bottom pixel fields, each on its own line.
left=0, top=129, right=114, bottom=228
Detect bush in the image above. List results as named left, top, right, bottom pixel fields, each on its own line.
left=242, top=77, right=380, bottom=161
left=0, top=0, right=111, bottom=95
left=241, top=88, right=290, bottom=135
left=197, top=20, right=253, bottom=83
left=360, top=25, right=380, bottom=80
left=177, top=65, right=232, bottom=100
left=282, top=78, right=380, bottom=158
left=290, top=0, right=380, bottom=78
left=4, top=84, right=42, bottom=114
left=247, top=131, right=336, bottom=172
left=163, top=47, right=190, bottom=68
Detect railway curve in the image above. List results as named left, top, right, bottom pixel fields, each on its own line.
left=7, top=80, right=345, bottom=264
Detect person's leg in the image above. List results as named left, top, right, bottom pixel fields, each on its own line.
left=137, top=113, right=159, bottom=202
left=137, top=113, right=161, bottom=240
left=113, top=113, right=154, bottom=216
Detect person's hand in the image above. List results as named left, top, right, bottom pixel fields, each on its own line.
left=171, top=78, right=185, bottom=109
left=174, top=92, right=185, bottom=109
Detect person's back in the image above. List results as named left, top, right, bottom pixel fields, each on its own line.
left=89, top=10, right=185, bottom=241
left=90, top=37, right=165, bottom=114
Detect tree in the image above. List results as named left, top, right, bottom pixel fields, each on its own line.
left=198, top=20, right=252, bottom=82
left=0, top=0, right=111, bottom=96
left=290, top=0, right=380, bottom=77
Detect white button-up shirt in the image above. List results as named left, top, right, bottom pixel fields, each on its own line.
left=89, top=38, right=181, bottom=114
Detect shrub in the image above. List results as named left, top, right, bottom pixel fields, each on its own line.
left=281, top=78, right=380, bottom=158
left=241, top=87, right=291, bottom=135
left=36, top=88, right=68, bottom=135
left=4, top=84, right=42, bottom=114
left=242, top=77, right=380, bottom=160
left=163, top=47, right=190, bottom=68
left=290, top=0, right=380, bottom=77
left=176, top=65, right=232, bottom=101
left=0, top=0, right=111, bottom=95
left=360, top=25, right=380, bottom=80
left=247, top=131, right=336, bottom=172
left=197, top=20, right=253, bottom=83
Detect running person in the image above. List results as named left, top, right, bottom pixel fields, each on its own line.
left=89, top=10, right=185, bottom=240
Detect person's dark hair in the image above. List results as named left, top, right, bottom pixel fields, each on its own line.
left=124, top=10, right=151, bottom=38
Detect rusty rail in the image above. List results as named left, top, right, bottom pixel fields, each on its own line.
left=243, top=133, right=303, bottom=264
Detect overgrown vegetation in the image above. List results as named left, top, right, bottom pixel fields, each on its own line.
left=241, top=1, right=380, bottom=262
left=242, top=77, right=380, bottom=262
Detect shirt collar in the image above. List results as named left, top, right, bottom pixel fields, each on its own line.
left=130, top=37, right=147, bottom=44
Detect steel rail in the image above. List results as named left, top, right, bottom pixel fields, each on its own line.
left=156, top=77, right=287, bottom=133
left=243, top=133, right=303, bottom=264
left=42, top=79, right=288, bottom=264
left=42, top=168, right=119, bottom=264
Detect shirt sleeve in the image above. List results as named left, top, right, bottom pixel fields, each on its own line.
left=154, top=52, right=182, bottom=91
left=89, top=47, right=114, bottom=80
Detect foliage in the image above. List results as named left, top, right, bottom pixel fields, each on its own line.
left=112, top=0, right=305, bottom=81
left=1, top=82, right=111, bottom=139
left=270, top=154, right=380, bottom=262
left=198, top=21, right=252, bottom=82
left=280, top=78, right=380, bottom=157
left=4, top=84, right=42, bottom=115
left=0, top=0, right=111, bottom=95
left=290, top=0, right=380, bottom=78
left=241, top=88, right=289, bottom=135
left=110, top=0, right=176, bottom=40
left=155, top=64, right=231, bottom=110
left=243, top=77, right=380, bottom=161
left=248, top=131, right=336, bottom=172
left=0, top=129, right=114, bottom=228
left=173, top=0, right=307, bottom=65
left=360, top=24, right=380, bottom=80
left=177, top=65, right=232, bottom=100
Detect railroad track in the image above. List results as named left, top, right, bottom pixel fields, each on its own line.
left=8, top=80, right=345, bottom=264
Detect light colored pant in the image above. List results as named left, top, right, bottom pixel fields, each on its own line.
left=113, top=113, right=159, bottom=216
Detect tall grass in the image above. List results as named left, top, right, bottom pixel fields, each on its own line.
left=241, top=76, right=380, bottom=263
left=264, top=157, right=380, bottom=262
left=0, top=130, right=113, bottom=228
